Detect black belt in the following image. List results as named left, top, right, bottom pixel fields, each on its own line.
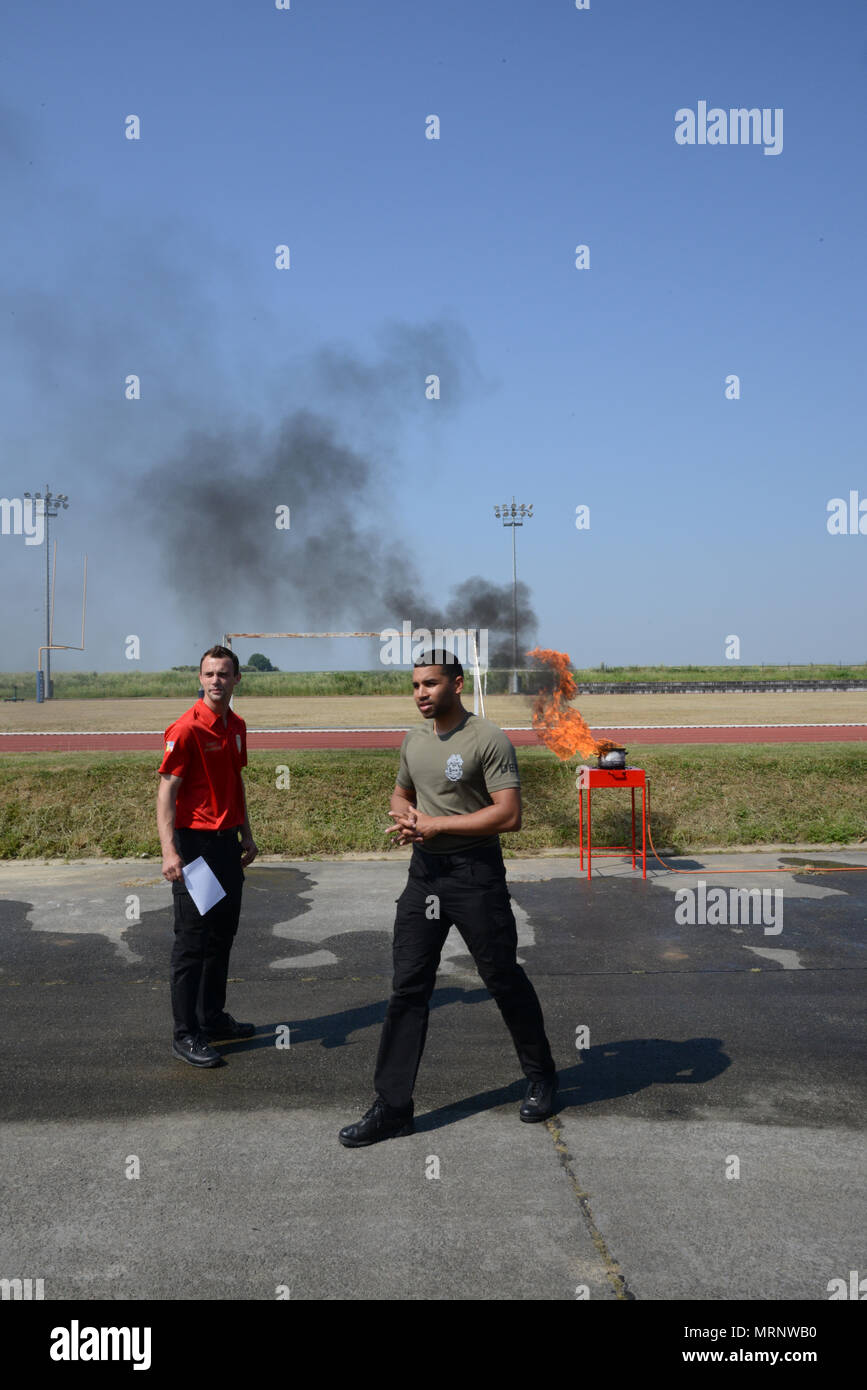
left=413, top=841, right=502, bottom=869
left=178, top=825, right=241, bottom=838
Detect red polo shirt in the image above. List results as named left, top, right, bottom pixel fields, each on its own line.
left=158, top=699, right=247, bottom=830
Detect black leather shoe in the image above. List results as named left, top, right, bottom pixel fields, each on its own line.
left=201, top=1014, right=255, bottom=1041
left=172, top=1035, right=221, bottom=1067
left=519, top=1075, right=558, bottom=1122
left=338, top=1098, right=414, bottom=1147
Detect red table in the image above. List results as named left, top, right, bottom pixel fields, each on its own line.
left=575, top=766, right=648, bottom=880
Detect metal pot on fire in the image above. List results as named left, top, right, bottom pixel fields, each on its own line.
left=597, top=747, right=627, bottom=769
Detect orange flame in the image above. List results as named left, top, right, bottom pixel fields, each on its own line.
left=527, top=647, right=619, bottom=761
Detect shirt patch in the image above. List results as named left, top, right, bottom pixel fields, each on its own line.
left=236, top=733, right=242, bottom=752
left=445, top=753, right=464, bottom=782
left=165, top=740, right=175, bottom=751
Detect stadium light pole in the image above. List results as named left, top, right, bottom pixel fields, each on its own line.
left=23, top=485, right=69, bottom=699
left=493, top=497, right=533, bottom=694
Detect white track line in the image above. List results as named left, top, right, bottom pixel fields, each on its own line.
left=581, top=723, right=867, bottom=730
left=2, top=723, right=866, bottom=737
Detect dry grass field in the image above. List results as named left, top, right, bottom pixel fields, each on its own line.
left=0, top=691, right=864, bottom=733
left=2, top=744, right=865, bottom=857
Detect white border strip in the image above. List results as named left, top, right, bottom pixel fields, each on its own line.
left=2, top=722, right=866, bottom=737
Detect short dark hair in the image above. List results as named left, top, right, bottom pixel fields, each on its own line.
left=199, top=645, right=240, bottom=676
left=413, top=650, right=463, bottom=681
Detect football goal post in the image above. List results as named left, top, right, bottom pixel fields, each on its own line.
left=222, top=628, right=487, bottom=716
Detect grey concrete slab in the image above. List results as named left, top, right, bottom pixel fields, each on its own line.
left=552, top=1114, right=863, bottom=1302
left=0, top=851, right=865, bottom=1301
left=0, top=1108, right=615, bottom=1301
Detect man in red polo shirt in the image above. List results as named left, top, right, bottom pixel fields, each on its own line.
left=157, top=645, right=258, bottom=1067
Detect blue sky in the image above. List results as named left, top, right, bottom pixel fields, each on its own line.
left=1, top=0, right=865, bottom=675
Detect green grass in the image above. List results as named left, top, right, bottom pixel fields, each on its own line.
left=573, top=663, right=867, bottom=684
left=1, top=662, right=865, bottom=701
left=0, top=669, right=420, bottom=699
left=0, top=744, right=864, bottom=859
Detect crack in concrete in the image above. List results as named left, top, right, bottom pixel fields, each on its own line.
left=545, top=1113, right=636, bottom=1301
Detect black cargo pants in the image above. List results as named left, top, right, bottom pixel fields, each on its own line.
left=374, top=842, right=556, bottom=1110
left=170, top=826, right=244, bottom=1041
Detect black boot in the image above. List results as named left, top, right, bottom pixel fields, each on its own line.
left=172, top=1035, right=221, bottom=1068
left=519, top=1075, right=558, bottom=1122
left=338, top=1098, right=414, bottom=1147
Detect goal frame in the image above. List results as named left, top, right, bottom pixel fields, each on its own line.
left=222, top=629, right=487, bottom=715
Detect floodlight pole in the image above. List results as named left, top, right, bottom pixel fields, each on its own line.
left=36, top=555, right=87, bottom=702
left=23, top=484, right=70, bottom=699
left=493, top=497, right=533, bottom=694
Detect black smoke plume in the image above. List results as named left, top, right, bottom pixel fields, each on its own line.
left=133, top=323, right=536, bottom=661
left=135, top=413, right=537, bottom=663
left=418, top=576, right=538, bottom=667
left=134, top=409, right=421, bottom=635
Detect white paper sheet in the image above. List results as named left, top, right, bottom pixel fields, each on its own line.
left=181, top=856, right=227, bottom=915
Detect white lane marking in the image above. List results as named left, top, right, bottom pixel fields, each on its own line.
left=743, top=946, right=804, bottom=970
left=583, top=728, right=867, bottom=739
left=271, top=949, right=339, bottom=969
left=267, top=868, right=535, bottom=974
left=3, top=723, right=866, bottom=737
left=24, top=895, right=146, bottom=964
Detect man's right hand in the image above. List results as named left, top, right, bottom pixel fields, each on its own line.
left=161, top=852, right=185, bottom=884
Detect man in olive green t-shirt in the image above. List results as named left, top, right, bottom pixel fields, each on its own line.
left=338, top=650, right=557, bottom=1147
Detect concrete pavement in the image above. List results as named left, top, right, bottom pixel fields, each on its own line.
left=1, top=850, right=865, bottom=1301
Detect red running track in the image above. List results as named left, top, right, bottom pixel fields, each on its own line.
left=1, top=725, right=865, bottom=752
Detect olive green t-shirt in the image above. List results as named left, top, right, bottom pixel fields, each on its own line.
left=396, top=711, right=521, bottom=853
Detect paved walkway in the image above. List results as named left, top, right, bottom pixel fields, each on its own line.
left=1, top=851, right=865, bottom=1300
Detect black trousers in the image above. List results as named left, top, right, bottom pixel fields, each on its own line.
left=374, top=843, right=556, bottom=1111
left=170, top=827, right=244, bottom=1041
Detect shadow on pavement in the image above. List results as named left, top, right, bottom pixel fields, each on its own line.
left=214, top=985, right=492, bottom=1056
left=413, top=1036, right=730, bottom=1133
